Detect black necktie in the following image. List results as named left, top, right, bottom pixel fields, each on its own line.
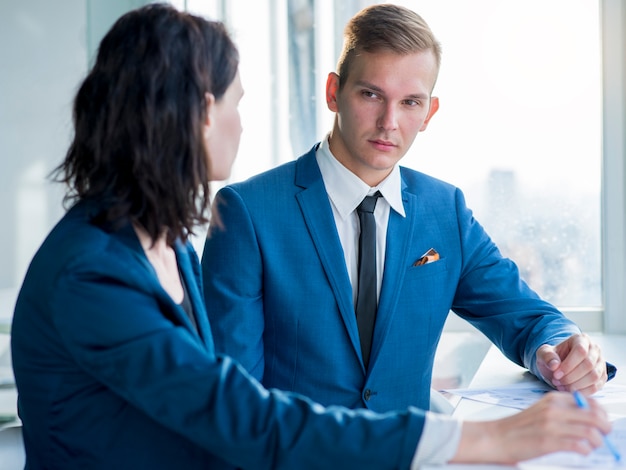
left=355, top=191, right=381, bottom=370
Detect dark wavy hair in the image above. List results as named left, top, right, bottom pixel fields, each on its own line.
left=53, top=3, right=239, bottom=244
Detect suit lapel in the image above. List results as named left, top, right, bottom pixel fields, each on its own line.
left=175, top=242, right=214, bottom=349
left=369, top=180, right=418, bottom=365
left=111, top=222, right=209, bottom=347
left=294, top=150, right=363, bottom=362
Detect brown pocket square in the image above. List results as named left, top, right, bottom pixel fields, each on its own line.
left=413, top=248, right=440, bottom=266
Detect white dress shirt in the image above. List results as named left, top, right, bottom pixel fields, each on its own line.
left=315, top=136, right=404, bottom=306
left=316, top=136, right=461, bottom=468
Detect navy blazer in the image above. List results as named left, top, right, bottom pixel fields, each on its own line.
left=202, top=145, right=581, bottom=413
left=11, top=199, right=424, bottom=469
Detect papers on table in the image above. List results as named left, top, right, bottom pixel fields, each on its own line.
left=443, top=382, right=626, bottom=468
left=443, top=382, right=626, bottom=410
left=519, top=417, right=626, bottom=469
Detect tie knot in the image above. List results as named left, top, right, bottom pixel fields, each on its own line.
left=357, top=191, right=381, bottom=214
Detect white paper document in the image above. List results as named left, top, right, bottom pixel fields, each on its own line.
left=443, top=382, right=626, bottom=468
left=518, top=417, right=626, bottom=468
left=443, top=382, right=626, bottom=410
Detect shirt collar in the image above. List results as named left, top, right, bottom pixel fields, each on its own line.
left=316, top=135, right=406, bottom=220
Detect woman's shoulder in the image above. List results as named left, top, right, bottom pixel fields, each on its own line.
left=30, top=200, right=143, bottom=282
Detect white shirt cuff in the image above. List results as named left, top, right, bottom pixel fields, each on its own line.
left=410, top=411, right=462, bottom=469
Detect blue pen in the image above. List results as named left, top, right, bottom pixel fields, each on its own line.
left=573, top=390, right=622, bottom=463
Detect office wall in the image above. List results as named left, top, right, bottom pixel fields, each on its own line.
left=0, top=0, right=85, bottom=292
left=0, top=0, right=149, bottom=318
left=86, top=0, right=149, bottom=62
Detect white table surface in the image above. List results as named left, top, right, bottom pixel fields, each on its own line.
left=423, top=334, right=626, bottom=469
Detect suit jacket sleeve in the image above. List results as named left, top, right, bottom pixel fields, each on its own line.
left=47, top=244, right=425, bottom=469
left=449, top=187, right=580, bottom=378
left=202, top=186, right=266, bottom=380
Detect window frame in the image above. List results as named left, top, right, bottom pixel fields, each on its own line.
left=601, top=0, right=626, bottom=333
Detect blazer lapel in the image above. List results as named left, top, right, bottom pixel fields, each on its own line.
left=175, top=242, right=214, bottom=349
left=369, top=180, right=418, bottom=365
left=294, top=149, right=363, bottom=362
left=111, top=223, right=208, bottom=346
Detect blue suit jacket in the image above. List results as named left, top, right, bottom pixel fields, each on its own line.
left=202, top=145, right=580, bottom=412
left=11, top=199, right=424, bottom=469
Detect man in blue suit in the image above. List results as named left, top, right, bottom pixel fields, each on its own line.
left=202, top=4, right=613, bottom=414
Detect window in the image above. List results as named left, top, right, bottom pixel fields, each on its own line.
left=398, top=0, right=603, bottom=313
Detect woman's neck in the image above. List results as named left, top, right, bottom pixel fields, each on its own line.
left=133, top=224, right=184, bottom=303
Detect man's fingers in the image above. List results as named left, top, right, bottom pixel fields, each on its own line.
left=537, top=344, right=561, bottom=371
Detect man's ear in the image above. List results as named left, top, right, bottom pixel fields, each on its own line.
left=204, top=92, right=216, bottom=132
left=326, top=72, right=340, bottom=112
left=420, top=96, right=439, bottom=131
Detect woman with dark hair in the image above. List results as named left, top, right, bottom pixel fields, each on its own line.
left=10, top=3, right=611, bottom=469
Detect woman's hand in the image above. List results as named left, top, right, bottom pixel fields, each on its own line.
left=451, top=391, right=611, bottom=464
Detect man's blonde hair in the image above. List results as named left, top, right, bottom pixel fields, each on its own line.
left=337, top=4, right=442, bottom=89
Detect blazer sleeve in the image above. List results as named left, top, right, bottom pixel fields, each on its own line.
left=50, top=249, right=425, bottom=470
left=202, top=186, right=266, bottom=381
left=449, top=188, right=580, bottom=378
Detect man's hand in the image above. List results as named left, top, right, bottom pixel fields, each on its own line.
left=536, top=333, right=607, bottom=395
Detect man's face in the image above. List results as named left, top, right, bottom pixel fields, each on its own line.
left=326, top=49, right=439, bottom=186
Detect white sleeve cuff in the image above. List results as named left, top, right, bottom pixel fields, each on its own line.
left=410, top=411, right=462, bottom=469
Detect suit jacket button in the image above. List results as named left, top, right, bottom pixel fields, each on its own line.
left=364, top=389, right=372, bottom=401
